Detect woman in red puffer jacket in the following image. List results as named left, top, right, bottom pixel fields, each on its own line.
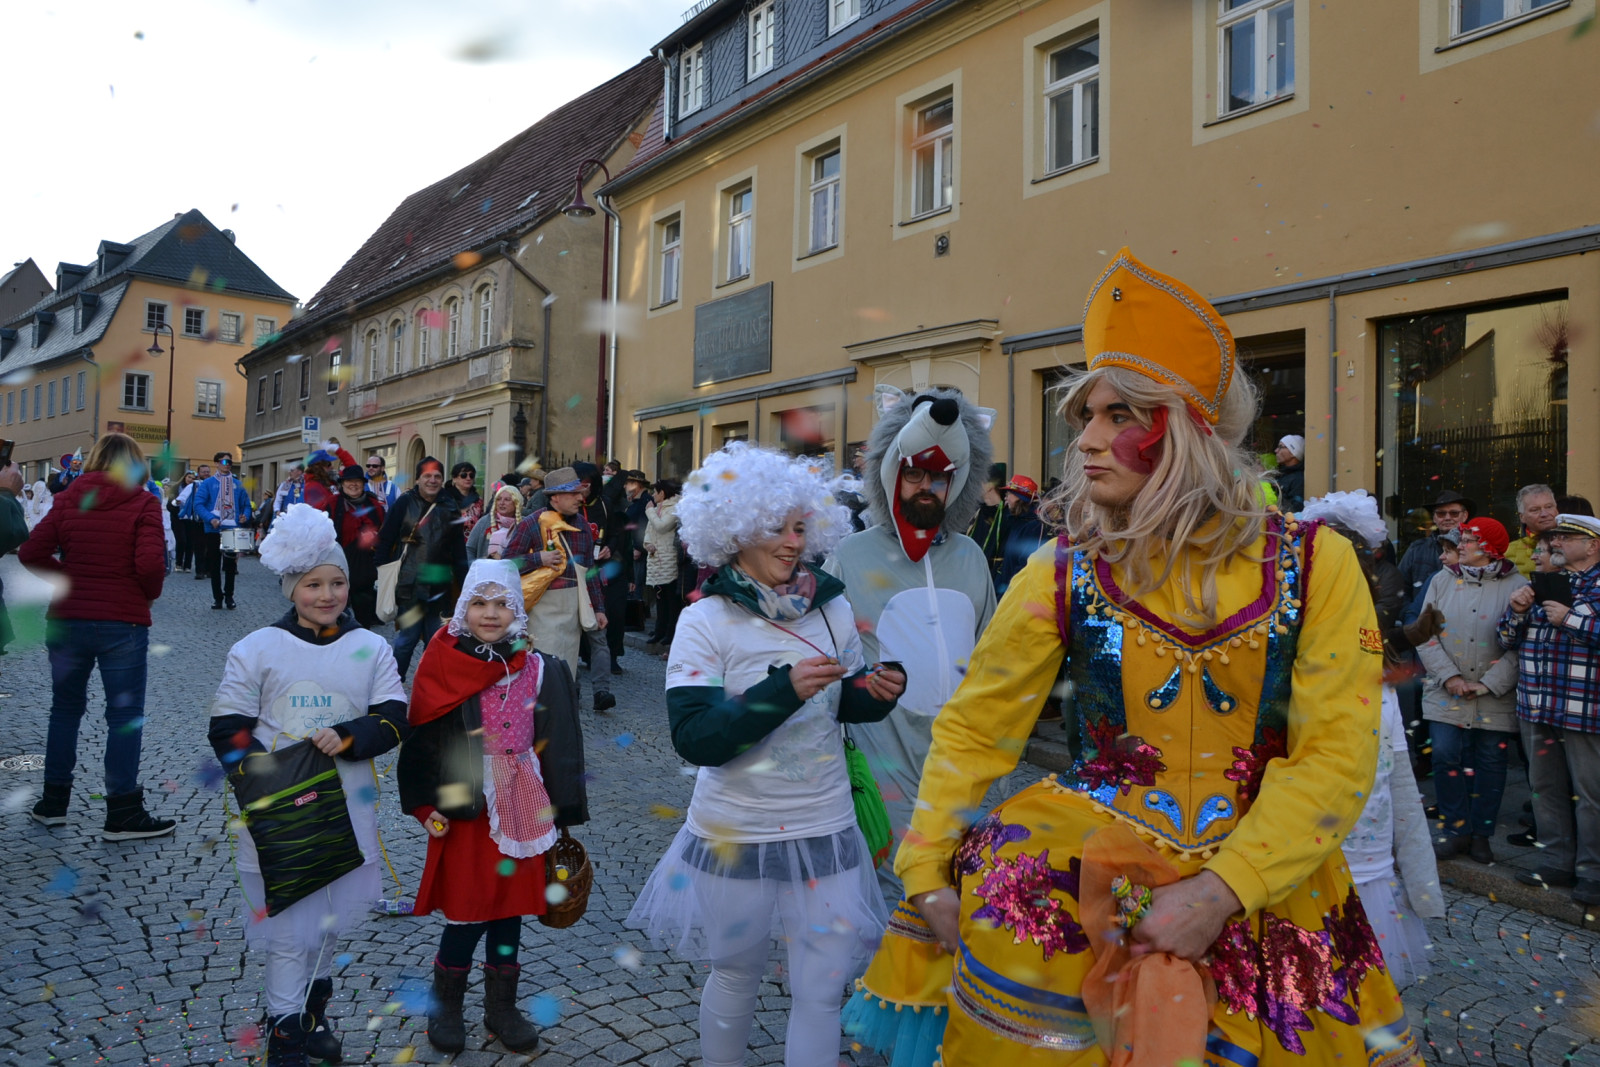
left=19, top=432, right=173, bottom=840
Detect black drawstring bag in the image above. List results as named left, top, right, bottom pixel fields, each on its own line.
left=232, top=739, right=365, bottom=916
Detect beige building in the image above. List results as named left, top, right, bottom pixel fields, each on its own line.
left=240, top=60, right=660, bottom=501
left=0, top=210, right=295, bottom=483
left=604, top=0, right=1599, bottom=533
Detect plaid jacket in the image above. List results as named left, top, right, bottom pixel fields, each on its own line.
left=1498, top=563, right=1600, bottom=733
left=505, top=507, right=606, bottom=607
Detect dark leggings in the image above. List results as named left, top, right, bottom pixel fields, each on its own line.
left=438, top=915, right=522, bottom=968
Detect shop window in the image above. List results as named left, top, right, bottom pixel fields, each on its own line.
left=1237, top=331, right=1306, bottom=463
left=1378, top=294, right=1568, bottom=543
left=775, top=404, right=836, bottom=463
left=655, top=427, right=695, bottom=480
left=446, top=429, right=487, bottom=496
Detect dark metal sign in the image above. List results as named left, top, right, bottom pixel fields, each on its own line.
left=694, top=282, right=772, bottom=386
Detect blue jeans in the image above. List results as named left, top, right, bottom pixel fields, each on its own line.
left=43, top=619, right=150, bottom=796
left=391, top=600, right=447, bottom=678
left=1430, top=720, right=1513, bottom=839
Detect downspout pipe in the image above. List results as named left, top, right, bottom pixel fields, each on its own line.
left=602, top=195, right=621, bottom=463
left=1327, top=287, right=1339, bottom=493
left=79, top=350, right=100, bottom=442
left=499, top=243, right=556, bottom=463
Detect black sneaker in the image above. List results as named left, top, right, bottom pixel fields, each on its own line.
left=1515, top=869, right=1576, bottom=888
left=226, top=598, right=237, bottom=610
left=610, top=662, right=625, bottom=676
left=1432, top=835, right=1470, bottom=860
left=1572, top=880, right=1600, bottom=906
left=593, top=690, right=617, bottom=713
left=1506, top=831, right=1538, bottom=848
left=102, top=788, right=176, bottom=841
left=1469, top=836, right=1495, bottom=864
left=30, top=783, right=70, bottom=826
left=212, top=601, right=224, bottom=610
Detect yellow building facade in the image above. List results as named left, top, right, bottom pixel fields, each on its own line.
left=606, top=0, right=1598, bottom=530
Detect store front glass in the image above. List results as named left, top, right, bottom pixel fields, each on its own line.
left=445, top=429, right=487, bottom=496
left=1377, top=295, right=1569, bottom=549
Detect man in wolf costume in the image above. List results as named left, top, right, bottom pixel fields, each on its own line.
left=826, top=385, right=999, bottom=898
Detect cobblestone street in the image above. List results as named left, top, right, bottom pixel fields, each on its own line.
left=2, top=555, right=1598, bottom=1065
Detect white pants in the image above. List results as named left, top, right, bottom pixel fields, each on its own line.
left=241, top=864, right=377, bottom=1017
left=693, top=867, right=862, bottom=1067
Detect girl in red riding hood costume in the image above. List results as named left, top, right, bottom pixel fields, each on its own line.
left=396, top=559, right=588, bottom=1056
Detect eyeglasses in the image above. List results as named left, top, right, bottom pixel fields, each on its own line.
left=365, top=464, right=382, bottom=469
left=900, top=468, right=951, bottom=487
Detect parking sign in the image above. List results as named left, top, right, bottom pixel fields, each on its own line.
left=301, top=416, right=320, bottom=444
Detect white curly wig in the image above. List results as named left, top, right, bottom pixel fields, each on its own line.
left=1299, top=490, right=1388, bottom=548
left=677, top=442, right=857, bottom=568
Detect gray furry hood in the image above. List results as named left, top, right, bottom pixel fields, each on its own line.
left=863, top=385, right=995, bottom=555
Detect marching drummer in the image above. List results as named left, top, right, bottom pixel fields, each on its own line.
left=194, top=450, right=254, bottom=611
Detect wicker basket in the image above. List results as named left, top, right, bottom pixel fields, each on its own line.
left=539, top=828, right=593, bottom=929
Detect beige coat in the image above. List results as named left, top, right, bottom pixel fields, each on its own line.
left=1415, top=562, right=1529, bottom=732
left=644, top=497, right=680, bottom=587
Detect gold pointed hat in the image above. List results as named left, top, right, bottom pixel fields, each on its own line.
left=1081, top=248, right=1236, bottom=424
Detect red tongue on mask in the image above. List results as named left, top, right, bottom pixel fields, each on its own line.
left=892, top=447, right=954, bottom=563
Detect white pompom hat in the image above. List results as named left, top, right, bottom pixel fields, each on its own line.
left=259, top=503, right=349, bottom=597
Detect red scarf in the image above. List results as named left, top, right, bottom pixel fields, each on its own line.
left=408, top=630, right=529, bottom=726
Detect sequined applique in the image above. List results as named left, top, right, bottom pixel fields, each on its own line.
left=954, top=813, right=1033, bottom=879
left=1224, top=724, right=1287, bottom=811
left=1201, top=667, right=1237, bottom=714
left=1079, top=717, right=1166, bottom=796
left=1259, top=913, right=1336, bottom=1055
left=1145, top=663, right=1184, bottom=710
left=1207, top=919, right=1259, bottom=1017
left=970, top=850, right=1088, bottom=961
left=1325, top=887, right=1386, bottom=1010
left=1141, top=789, right=1183, bottom=834
left=1194, top=794, right=1235, bottom=837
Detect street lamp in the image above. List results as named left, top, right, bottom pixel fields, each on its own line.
left=146, top=321, right=177, bottom=463
left=563, top=158, right=620, bottom=461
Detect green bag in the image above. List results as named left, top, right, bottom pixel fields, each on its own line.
left=844, top=732, right=893, bottom=868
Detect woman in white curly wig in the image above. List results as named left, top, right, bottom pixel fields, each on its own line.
left=206, top=504, right=409, bottom=1067
left=627, top=442, right=907, bottom=1067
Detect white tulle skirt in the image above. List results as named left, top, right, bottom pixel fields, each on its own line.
left=1356, top=875, right=1432, bottom=989
left=238, top=861, right=381, bottom=956
left=626, top=823, right=889, bottom=969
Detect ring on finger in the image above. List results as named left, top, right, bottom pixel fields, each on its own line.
left=1111, top=875, right=1153, bottom=931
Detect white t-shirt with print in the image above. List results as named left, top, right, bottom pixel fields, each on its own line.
left=210, top=626, right=407, bottom=872
left=666, top=593, right=867, bottom=844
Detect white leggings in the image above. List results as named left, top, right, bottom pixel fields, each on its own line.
left=264, top=941, right=335, bottom=1018
left=696, top=870, right=861, bottom=1067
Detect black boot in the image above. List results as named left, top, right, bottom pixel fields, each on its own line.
left=102, top=788, right=176, bottom=841
left=427, top=960, right=469, bottom=1054
left=303, top=977, right=342, bottom=1063
left=482, top=962, right=540, bottom=1052
left=30, top=783, right=70, bottom=826
left=266, top=1012, right=311, bottom=1067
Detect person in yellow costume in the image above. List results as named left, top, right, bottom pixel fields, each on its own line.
left=842, top=249, right=1420, bottom=1067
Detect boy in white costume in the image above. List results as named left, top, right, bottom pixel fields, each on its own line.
left=208, top=504, right=409, bottom=1067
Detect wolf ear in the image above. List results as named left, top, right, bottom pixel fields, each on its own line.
left=874, top=384, right=908, bottom=417
left=972, top=407, right=997, bottom=431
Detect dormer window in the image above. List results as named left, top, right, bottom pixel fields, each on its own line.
left=748, top=0, right=775, bottom=80
left=680, top=44, right=705, bottom=115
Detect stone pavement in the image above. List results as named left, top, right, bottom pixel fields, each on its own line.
left=0, top=554, right=1597, bottom=1065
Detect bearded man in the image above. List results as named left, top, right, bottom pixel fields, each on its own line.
left=825, top=386, right=998, bottom=898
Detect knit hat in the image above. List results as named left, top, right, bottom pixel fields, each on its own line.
left=338, top=464, right=365, bottom=483
left=1278, top=434, right=1306, bottom=460
left=1458, top=517, right=1510, bottom=559
left=1082, top=247, right=1236, bottom=424
left=447, top=558, right=528, bottom=640
left=1554, top=513, right=1600, bottom=539
left=259, top=503, right=350, bottom=597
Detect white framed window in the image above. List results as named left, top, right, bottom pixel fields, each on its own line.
left=748, top=0, right=775, bottom=80
left=47, top=379, right=56, bottom=417
left=808, top=148, right=841, bottom=253
left=76, top=371, right=86, bottom=410
left=1453, top=0, right=1563, bottom=36
left=726, top=184, right=754, bottom=281
left=19, top=387, right=27, bottom=421
left=477, top=287, right=493, bottom=348
left=367, top=329, right=381, bottom=380
left=271, top=369, right=283, bottom=409
left=829, top=0, right=859, bottom=34
left=61, top=376, right=70, bottom=414
left=910, top=95, right=954, bottom=217
left=327, top=349, right=343, bottom=393
left=254, top=316, right=277, bottom=343
left=299, top=355, right=311, bottom=400
left=446, top=298, right=461, bottom=358
left=145, top=301, right=168, bottom=331
left=183, top=307, right=205, bottom=337
left=255, top=376, right=266, bottom=414
left=679, top=44, right=705, bottom=115
left=123, top=372, right=151, bottom=410
left=33, top=384, right=41, bottom=418
left=659, top=216, right=682, bottom=305
left=1045, top=34, right=1099, bottom=173
left=219, top=311, right=243, bottom=343
left=4, top=392, right=10, bottom=424
left=416, top=312, right=431, bottom=366
left=196, top=379, right=222, bottom=416
left=390, top=320, right=405, bottom=374
left=1218, top=0, right=1294, bottom=116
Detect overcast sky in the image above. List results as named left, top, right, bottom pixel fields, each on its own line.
left=0, top=0, right=677, bottom=304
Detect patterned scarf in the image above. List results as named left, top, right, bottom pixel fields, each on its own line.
left=218, top=472, right=236, bottom=524
left=726, top=564, right=816, bottom=621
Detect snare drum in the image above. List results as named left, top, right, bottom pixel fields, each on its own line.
left=219, top=527, right=253, bottom=555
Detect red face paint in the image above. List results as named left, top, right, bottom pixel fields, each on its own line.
left=1109, top=407, right=1168, bottom=475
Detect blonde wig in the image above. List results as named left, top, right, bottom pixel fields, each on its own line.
left=1046, top=365, right=1270, bottom=626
